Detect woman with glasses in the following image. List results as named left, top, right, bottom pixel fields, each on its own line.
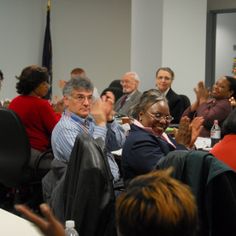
left=122, top=89, right=203, bottom=181
left=9, top=65, right=63, bottom=169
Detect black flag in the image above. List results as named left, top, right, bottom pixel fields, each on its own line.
left=42, top=0, right=52, bottom=99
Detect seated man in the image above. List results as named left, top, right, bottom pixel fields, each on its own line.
left=52, top=77, right=125, bottom=182
left=114, top=72, right=142, bottom=116
left=155, top=67, right=190, bottom=124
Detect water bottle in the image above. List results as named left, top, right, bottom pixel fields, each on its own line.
left=65, top=220, right=79, bottom=236
left=210, top=120, right=221, bottom=147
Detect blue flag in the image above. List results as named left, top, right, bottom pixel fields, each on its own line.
left=42, top=0, right=52, bottom=99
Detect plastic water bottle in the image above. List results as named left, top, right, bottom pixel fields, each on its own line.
left=65, top=220, right=79, bottom=236
left=210, top=120, right=221, bottom=147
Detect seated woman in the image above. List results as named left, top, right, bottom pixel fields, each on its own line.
left=182, top=76, right=236, bottom=137
left=122, top=90, right=203, bottom=181
left=210, top=108, right=236, bottom=171
left=9, top=65, right=62, bottom=168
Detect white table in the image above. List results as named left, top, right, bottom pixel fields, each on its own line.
left=0, top=208, right=43, bottom=235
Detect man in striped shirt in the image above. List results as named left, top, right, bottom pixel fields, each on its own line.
left=51, top=77, right=125, bottom=182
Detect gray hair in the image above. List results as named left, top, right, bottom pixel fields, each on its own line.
left=131, top=89, right=168, bottom=119
left=124, top=71, right=140, bottom=82
left=63, top=77, right=94, bottom=96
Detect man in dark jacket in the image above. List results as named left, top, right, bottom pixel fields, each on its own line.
left=155, top=67, right=190, bottom=124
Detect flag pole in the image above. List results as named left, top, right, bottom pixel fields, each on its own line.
left=47, top=0, right=51, bottom=10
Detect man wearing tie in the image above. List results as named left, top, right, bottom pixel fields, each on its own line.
left=114, top=72, right=142, bottom=116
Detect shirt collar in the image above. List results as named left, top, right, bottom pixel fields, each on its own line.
left=64, top=109, right=92, bottom=124
left=125, top=90, right=137, bottom=100
left=156, top=87, right=170, bottom=97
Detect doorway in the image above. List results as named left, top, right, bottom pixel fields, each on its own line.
left=205, top=9, right=236, bottom=87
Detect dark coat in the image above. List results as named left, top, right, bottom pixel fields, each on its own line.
left=122, top=124, right=186, bottom=181
left=166, top=88, right=190, bottom=124
left=63, top=134, right=116, bottom=236
left=43, top=134, right=116, bottom=236
left=156, top=150, right=236, bottom=236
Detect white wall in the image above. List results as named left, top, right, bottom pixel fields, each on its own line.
left=52, top=0, right=131, bottom=97
left=131, top=0, right=163, bottom=92
left=0, top=0, right=45, bottom=100
left=162, top=0, right=207, bottom=102
left=0, top=0, right=131, bottom=100
left=131, top=0, right=207, bottom=102
left=215, top=13, right=236, bottom=79
left=1, top=0, right=235, bottom=102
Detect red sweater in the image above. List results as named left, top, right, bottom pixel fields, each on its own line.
left=9, top=95, right=61, bottom=152
left=210, top=134, right=236, bottom=171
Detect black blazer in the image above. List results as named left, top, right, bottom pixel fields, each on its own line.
left=166, top=88, right=190, bottom=124
left=122, top=124, right=186, bottom=181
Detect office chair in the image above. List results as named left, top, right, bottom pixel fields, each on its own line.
left=179, top=94, right=191, bottom=111
left=156, top=150, right=236, bottom=236
left=0, top=107, right=32, bottom=187
left=0, top=108, right=48, bottom=209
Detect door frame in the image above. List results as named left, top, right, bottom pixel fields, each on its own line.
left=205, top=9, right=236, bottom=87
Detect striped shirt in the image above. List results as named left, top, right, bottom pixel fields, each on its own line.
left=51, top=110, right=125, bottom=181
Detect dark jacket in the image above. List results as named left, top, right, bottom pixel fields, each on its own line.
left=122, top=124, right=186, bottom=181
left=42, top=134, right=116, bottom=236
left=63, top=134, right=116, bottom=236
left=42, top=158, right=67, bottom=222
left=166, top=88, right=190, bottom=124
left=156, top=150, right=236, bottom=236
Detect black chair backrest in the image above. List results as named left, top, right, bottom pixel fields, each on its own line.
left=156, top=150, right=236, bottom=235
left=108, top=79, right=122, bottom=90
left=0, top=108, right=31, bottom=187
left=179, top=94, right=191, bottom=111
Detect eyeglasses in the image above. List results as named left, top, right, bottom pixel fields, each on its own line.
left=147, top=111, right=173, bottom=122
left=69, top=94, right=94, bottom=103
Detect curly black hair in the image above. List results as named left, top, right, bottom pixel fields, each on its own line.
left=226, top=76, right=236, bottom=98
left=16, top=65, right=49, bottom=95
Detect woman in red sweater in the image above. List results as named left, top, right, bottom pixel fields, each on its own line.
left=210, top=108, right=236, bottom=171
left=9, top=65, right=62, bottom=167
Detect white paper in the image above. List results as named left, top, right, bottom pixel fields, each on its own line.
left=194, top=137, right=211, bottom=150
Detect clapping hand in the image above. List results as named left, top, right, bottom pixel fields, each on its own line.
left=91, top=91, right=115, bottom=126
left=175, top=116, right=192, bottom=147
left=229, top=96, right=236, bottom=107
left=194, top=81, right=209, bottom=105
left=15, top=204, right=65, bottom=236
left=175, top=116, right=204, bottom=148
